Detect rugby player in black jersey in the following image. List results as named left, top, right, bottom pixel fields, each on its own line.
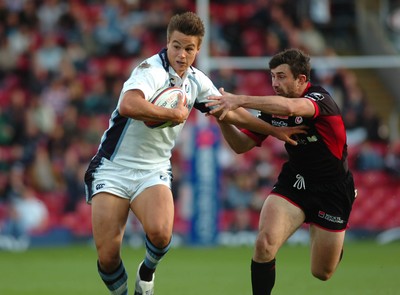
left=207, top=48, right=356, bottom=295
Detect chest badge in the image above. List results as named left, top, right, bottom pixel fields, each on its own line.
left=295, top=116, right=303, bottom=124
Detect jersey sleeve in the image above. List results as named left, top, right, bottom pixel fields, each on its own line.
left=309, top=99, right=320, bottom=119
left=238, top=111, right=268, bottom=146
left=240, top=128, right=267, bottom=146
left=304, top=90, right=339, bottom=118
left=121, top=61, right=167, bottom=101
left=191, top=71, right=222, bottom=113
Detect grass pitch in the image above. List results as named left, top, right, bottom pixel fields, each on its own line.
left=0, top=240, right=398, bottom=295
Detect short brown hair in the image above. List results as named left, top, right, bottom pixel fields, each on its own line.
left=269, top=48, right=311, bottom=81
left=167, top=12, right=205, bottom=46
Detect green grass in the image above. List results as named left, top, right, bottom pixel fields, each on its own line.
left=0, top=241, right=398, bottom=295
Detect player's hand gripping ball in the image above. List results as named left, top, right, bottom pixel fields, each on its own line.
left=144, top=87, right=187, bottom=129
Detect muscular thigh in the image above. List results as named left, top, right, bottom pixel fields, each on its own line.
left=130, top=184, right=175, bottom=238
left=254, top=195, right=305, bottom=261
left=91, top=192, right=130, bottom=250
left=310, top=225, right=345, bottom=274
left=261, top=195, right=305, bottom=238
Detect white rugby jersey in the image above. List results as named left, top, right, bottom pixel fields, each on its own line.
left=94, top=49, right=221, bottom=169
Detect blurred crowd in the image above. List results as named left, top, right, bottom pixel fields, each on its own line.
left=386, top=0, right=400, bottom=51
left=0, top=0, right=398, bottom=247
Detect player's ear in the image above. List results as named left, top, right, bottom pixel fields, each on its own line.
left=298, top=74, right=307, bottom=84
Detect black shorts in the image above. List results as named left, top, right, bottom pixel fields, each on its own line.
left=271, top=171, right=356, bottom=231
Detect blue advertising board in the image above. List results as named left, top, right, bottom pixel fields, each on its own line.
left=189, top=124, right=220, bottom=245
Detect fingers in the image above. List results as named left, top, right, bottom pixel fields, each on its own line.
left=205, top=106, right=223, bottom=117
left=297, top=126, right=308, bottom=134
left=177, top=95, right=183, bottom=105
left=205, top=101, right=217, bottom=109
left=177, top=94, right=185, bottom=104
left=299, top=129, right=308, bottom=135
left=206, top=96, right=220, bottom=105
left=208, top=106, right=221, bottom=115
left=177, top=95, right=189, bottom=110
left=218, top=110, right=228, bottom=120
left=286, top=138, right=298, bottom=146
left=219, top=87, right=233, bottom=96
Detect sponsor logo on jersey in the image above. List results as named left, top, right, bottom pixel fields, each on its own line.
left=306, top=135, right=318, bottom=142
left=138, top=61, right=150, bottom=69
left=305, top=92, right=325, bottom=101
left=295, top=116, right=303, bottom=124
left=96, top=183, right=105, bottom=190
left=318, top=211, right=344, bottom=224
left=271, top=119, right=288, bottom=127
left=160, top=175, right=168, bottom=181
left=293, top=174, right=306, bottom=190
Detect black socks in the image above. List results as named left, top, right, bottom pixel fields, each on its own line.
left=139, top=262, right=155, bottom=282
left=251, top=259, right=276, bottom=295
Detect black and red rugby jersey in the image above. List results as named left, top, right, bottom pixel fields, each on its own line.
left=242, top=83, right=349, bottom=183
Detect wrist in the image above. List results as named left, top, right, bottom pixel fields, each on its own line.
left=269, top=126, right=279, bottom=137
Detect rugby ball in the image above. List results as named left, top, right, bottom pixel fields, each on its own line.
left=144, top=87, right=186, bottom=129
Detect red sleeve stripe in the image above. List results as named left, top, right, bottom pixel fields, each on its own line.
left=240, top=129, right=267, bottom=147
left=309, top=99, right=320, bottom=119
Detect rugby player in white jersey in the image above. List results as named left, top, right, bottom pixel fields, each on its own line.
left=84, top=12, right=304, bottom=295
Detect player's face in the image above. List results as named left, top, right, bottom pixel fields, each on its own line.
left=167, top=31, right=200, bottom=77
left=270, top=64, right=305, bottom=98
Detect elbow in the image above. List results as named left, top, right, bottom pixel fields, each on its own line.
left=118, top=103, right=129, bottom=117
left=118, top=103, right=140, bottom=118
left=234, top=147, right=248, bottom=154
left=229, top=144, right=251, bottom=154
left=274, top=98, right=297, bottom=116
left=223, top=142, right=248, bottom=154
left=285, top=104, right=297, bottom=117
left=283, top=99, right=312, bottom=117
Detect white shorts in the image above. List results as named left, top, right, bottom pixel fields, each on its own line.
left=84, top=156, right=173, bottom=204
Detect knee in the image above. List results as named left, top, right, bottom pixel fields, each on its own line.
left=98, top=249, right=121, bottom=272
left=146, top=229, right=171, bottom=248
left=254, top=234, right=278, bottom=261
left=312, top=268, right=334, bottom=281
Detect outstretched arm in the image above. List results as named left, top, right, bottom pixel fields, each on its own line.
left=207, top=88, right=315, bottom=120
left=216, top=120, right=257, bottom=154
left=212, top=107, right=306, bottom=146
